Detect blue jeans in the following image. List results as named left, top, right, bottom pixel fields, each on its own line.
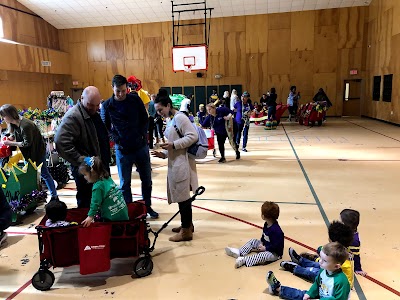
left=268, top=106, right=276, bottom=120
left=115, top=145, right=152, bottom=207
left=236, top=122, right=250, bottom=149
left=38, top=156, right=57, bottom=197
left=293, top=257, right=320, bottom=282
left=280, top=286, right=307, bottom=300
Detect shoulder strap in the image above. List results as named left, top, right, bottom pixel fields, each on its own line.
left=173, top=116, right=184, bottom=138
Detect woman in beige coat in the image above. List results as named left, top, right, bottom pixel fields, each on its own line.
left=152, top=89, right=199, bottom=242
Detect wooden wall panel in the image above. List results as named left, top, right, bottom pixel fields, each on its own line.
left=161, top=22, right=173, bottom=58
left=315, top=8, right=339, bottom=27
left=223, top=16, right=245, bottom=32
left=124, top=24, right=143, bottom=60
left=208, top=18, right=224, bottom=56
left=246, top=15, right=268, bottom=54
left=393, top=1, right=400, bottom=36
left=162, top=58, right=183, bottom=87
left=88, top=62, right=108, bottom=99
left=0, top=1, right=59, bottom=50
left=268, top=29, right=290, bottom=75
left=314, top=26, right=338, bottom=73
left=107, top=60, right=125, bottom=81
left=104, top=26, right=124, bottom=40
left=379, top=8, right=393, bottom=74
left=205, top=55, right=224, bottom=86
left=224, top=32, right=245, bottom=77
left=142, top=23, right=162, bottom=38
left=143, top=37, right=163, bottom=80
left=246, top=53, right=261, bottom=98
left=105, top=40, right=124, bottom=60
left=267, top=75, right=291, bottom=103
left=291, top=11, right=315, bottom=51
left=269, top=13, right=291, bottom=30
left=338, top=7, right=365, bottom=49
left=290, top=51, right=314, bottom=99
left=125, top=60, right=145, bottom=81
left=69, top=42, right=89, bottom=87
left=86, top=27, right=106, bottom=62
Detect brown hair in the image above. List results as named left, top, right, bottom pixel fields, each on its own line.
left=322, top=241, right=349, bottom=265
left=79, top=156, right=109, bottom=182
left=340, top=209, right=360, bottom=232
left=206, top=103, right=216, bottom=109
left=261, top=201, right=280, bottom=221
left=0, top=104, right=21, bottom=133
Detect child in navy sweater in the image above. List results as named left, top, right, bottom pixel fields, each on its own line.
left=225, top=201, right=284, bottom=268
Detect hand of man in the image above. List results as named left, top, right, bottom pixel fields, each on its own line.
left=81, top=216, right=94, bottom=227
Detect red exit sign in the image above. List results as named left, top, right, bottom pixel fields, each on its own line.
left=350, top=69, right=358, bottom=75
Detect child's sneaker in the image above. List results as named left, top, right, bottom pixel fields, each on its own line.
left=289, top=247, right=301, bottom=264
left=225, top=247, right=240, bottom=258
left=280, top=261, right=298, bottom=273
left=266, top=271, right=281, bottom=295
left=235, top=257, right=246, bottom=268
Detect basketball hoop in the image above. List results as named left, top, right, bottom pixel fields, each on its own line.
left=184, top=65, right=193, bottom=73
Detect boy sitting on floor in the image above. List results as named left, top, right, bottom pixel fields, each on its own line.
left=267, top=241, right=350, bottom=300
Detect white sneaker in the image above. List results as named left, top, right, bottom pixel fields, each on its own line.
left=225, top=247, right=240, bottom=258
left=235, top=257, right=246, bottom=268
left=0, top=232, right=7, bottom=247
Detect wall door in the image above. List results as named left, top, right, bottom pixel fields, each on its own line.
left=343, top=80, right=361, bottom=116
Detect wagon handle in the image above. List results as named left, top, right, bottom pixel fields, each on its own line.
left=194, top=186, right=205, bottom=196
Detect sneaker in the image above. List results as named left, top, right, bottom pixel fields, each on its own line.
left=225, top=247, right=240, bottom=258
left=236, top=151, right=240, bottom=160
left=146, top=207, right=159, bottom=219
left=266, top=271, right=281, bottom=295
left=218, top=157, right=226, bottom=163
left=289, top=247, right=301, bottom=264
left=300, top=252, right=319, bottom=261
left=0, top=232, right=7, bottom=247
left=235, top=256, right=246, bottom=268
left=242, top=148, right=248, bottom=152
left=280, top=261, right=298, bottom=273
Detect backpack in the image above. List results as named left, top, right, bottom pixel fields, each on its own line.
left=173, top=116, right=208, bottom=159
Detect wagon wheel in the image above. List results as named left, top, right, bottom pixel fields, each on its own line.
left=31, top=269, right=55, bottom=291
left=318, top=120, right=323, bottom=126
left=133, top=257, right=153, bottom=278
left=212, top=149, right=216, bottom=157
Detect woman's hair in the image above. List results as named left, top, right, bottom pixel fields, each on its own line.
left=290, top=86, right=297, bottom=92
left=231, top=89, right=237, bottom=96
left=154, top=88, right=173, bottom=108
left=0, top=104, right=21, bottom=133
left=340, top=209, right=360, bottom=232
left=0, top=104, right=20, bottom=121
left=270, top=87, right=276, bottom=94
left=322, top=242, right=349, bottom=265
left=46, top=200, right=68, bottom=222
left=261, top=201, right=280, bottom=221
left=79, top=156, right=110, bottom=182
left=328, top=220, right=354, bottom=248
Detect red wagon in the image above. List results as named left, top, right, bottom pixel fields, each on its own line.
left=275, top=104, right=288, bottom=125
left=298, top=103, right=326, bottom=126
left=32, top=187, right=205, bottom=291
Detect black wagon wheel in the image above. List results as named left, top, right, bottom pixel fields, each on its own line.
left=318, top=120, right=323, bottom=126
left=31, top=269, right=55, bottom=291
left=133, top=257, right=153, bottom=278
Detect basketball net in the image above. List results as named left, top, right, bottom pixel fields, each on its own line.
left=184, top=65, right=193, bottom=73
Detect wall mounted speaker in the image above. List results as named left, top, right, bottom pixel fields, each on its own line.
left=196, top=72, right=203, bottom=78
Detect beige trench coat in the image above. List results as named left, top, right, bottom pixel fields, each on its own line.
left=163, top=113, right=199, bottom=204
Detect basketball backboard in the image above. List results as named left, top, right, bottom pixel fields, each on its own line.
left=172, top=45, right=208, bottom=72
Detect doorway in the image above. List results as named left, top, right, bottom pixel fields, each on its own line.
left=343, top=80, right=361, bottom=116
left=70, top=88, right=83, bottom=103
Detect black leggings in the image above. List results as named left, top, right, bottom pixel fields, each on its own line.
left=178, top=199, right=192, bottom=228
left=216, top=133, right=228, bottom=158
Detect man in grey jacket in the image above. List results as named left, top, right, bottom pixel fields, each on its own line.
left=55, top=86, right=110, bottom=208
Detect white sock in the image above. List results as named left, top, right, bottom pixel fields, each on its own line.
left=225, top=247, right=240, bottom=258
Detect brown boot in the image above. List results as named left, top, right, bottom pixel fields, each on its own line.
left=169, top=228, right=193, bottom=242
left=172, top=223, right=194, bottom=233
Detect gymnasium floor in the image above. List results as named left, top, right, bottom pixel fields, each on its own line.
left=1, top=117, right=399, bottom=299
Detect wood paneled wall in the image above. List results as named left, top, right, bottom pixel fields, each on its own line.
left=364, top=0, right=400, bottom=124
left=0, top=71, right=71, bottom=110
left=0, top=0, right=60, bottom=50
left=60, top=7, right=366, bottom=116
left=0, top=1, right=71, bottom=109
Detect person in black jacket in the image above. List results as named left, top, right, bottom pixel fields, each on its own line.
left=101, top=75, right=158, bottom=219
left=0, top=188, right=12, bottom=247
left=266, top=88, right=278, bottom=120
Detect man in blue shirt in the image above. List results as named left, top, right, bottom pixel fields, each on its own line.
left=101, top=75, right=158, bottom=219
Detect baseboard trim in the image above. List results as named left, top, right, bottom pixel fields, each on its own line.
left=361, top=115, right=400, bottom=127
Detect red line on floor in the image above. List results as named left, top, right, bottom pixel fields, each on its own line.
left=6, top=280, right=32, bottom=300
